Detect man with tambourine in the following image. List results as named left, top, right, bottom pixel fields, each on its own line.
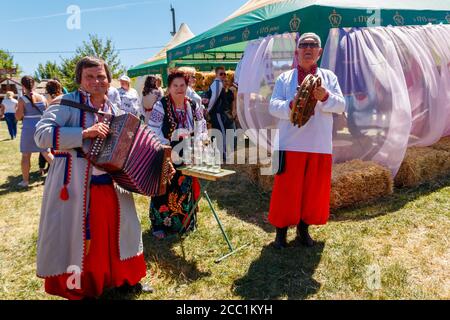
left=268, top=33, right=346, bottom=249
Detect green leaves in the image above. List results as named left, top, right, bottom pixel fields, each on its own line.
left=0, top=50, right=21, bottom=75
left=34, top=61, right=63, bottom=82
left=34, top=34, right=126, bottom=92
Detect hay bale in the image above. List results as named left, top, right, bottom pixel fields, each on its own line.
left=223, top=144, right=261, bottom=183
left=224, top=164, right=259, bottom=184
left=250, top=159, right=393, bottom=209
left=257, top=173, right=274, bottom=193
left=430, top=136, right=450, bottom=153
left=394, top=147, right=450, bottom=187
left=330, top=160, right=393, bottom=210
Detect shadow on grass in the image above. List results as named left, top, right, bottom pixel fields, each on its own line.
left=98, top=229, right=211, bottom=300
left=142, top=229, right=211, bottom=281
left=205, top=173, right=273, bottom=232
left=208, top=168, right=450, bottom=226
left=331, top=174, right=450, bottom=222
left=0, top=172, right=44, bottom=196
left=234, top=242, right=324, bottom=300
left=99, top=287, right=143, bottom=300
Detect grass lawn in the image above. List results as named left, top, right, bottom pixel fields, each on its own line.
left=0, top=123, right=448, bottom=300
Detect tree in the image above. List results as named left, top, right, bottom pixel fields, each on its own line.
left=59, top=34, right=126, bottom=91
left=76, top=34, right=125, bottom=78
left=59, top=56, right=78, bottom=92
left=0, top=50, right=21, bottom=75
left=34, top=61, right=63, bottom=82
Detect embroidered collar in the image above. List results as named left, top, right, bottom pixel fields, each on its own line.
left=169, top=95, right=189, bottom=129
left=297, top=64, right=318, bottom=84
left=78, top=89, right=112, bottom=114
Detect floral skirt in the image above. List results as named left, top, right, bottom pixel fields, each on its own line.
left=149, top=170, right=200, bottom=239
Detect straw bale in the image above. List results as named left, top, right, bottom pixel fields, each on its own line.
left=394, top=147, right=450, bottom=187
left=330, top=160, right=393, bottom=209
left=429, top=136, right=450, bottom=153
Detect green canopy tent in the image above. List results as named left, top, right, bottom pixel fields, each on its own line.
left=128, top=58, right=167, bottom=78
left=167, top=0, right=450, bottom=64
left=128, top=24, right=243, bottom=82
left=127, top=50, right=242, bottom=78
left=127, top=23, right=196, bottom=84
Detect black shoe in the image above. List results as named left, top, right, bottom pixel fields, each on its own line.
left=117, top=282, right=154, bottom=295
left=296, top=221, right=315, bottom=247
left=272, top=227, right=288, bottom=249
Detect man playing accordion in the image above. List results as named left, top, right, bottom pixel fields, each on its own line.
left=34, top=57, right=158, bottom=299
left=268, top=33, right=346, bottom=249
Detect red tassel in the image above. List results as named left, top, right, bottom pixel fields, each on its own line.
left=60, top=185, right=69, bottom=201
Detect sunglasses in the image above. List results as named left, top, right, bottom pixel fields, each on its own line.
left=298, top=42, right=320, bottom=49
left=219, top=72, right=226, bottom=76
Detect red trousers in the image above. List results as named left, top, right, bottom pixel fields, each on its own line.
left=268, top=151, right=332, bottom=228
left=44, top=183, right=146, bottom=300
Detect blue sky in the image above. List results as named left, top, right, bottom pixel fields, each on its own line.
left=3, top=0, right=248, bottom=75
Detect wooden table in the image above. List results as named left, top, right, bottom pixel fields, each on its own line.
left=177, top=166, right=236, bottom=181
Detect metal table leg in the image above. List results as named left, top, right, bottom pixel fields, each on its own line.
left=203, top=190, right=249, bottom=263
left=170, top=179, right=248, bottom=263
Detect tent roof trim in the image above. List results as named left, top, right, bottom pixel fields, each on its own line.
left=168, top=0, right=450, bottom=61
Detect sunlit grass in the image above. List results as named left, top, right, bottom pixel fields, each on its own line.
left=0, top=124, right=448, bottom=300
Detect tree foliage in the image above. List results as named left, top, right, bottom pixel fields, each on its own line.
left=35, top=34, right=126, bottom=91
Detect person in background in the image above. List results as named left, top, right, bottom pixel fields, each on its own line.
left=141, top=75, right=162, bottom=124
left=223, top=77, right=237, bottom=130
left=177, top=67, right=203, bottom=110
left=118, top=75, right=141, bottom=117
left=16, top=76, right=53, bottom=187
left=52, top=77, right=69, bottom=94
left=45, top=79, right=63, bottom=102
left=107, top=85, right=121, bottom=109
left=39, top=80, right=64, bottom=175
left=204, top=66, right=235, bottom=159
left=155, top=75, right=165, bottom=97
left=0, top=91, right=18, bottom=140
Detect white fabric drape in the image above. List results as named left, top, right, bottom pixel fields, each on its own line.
left=321, top=25, right=450, bottom=175
left=237, top=33, right=296, bottom=150
left=236, top=25, right=450, bottom=177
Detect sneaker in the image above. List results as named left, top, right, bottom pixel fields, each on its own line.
left=17, top=181, right=29, bottom=188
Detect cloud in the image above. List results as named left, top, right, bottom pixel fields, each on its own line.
left=9, top=0, right=166, bottom=22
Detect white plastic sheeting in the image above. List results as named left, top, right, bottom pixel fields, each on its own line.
left=236, top=25, right=450, bottom=176
left=236, top=33, right=296, bottom=151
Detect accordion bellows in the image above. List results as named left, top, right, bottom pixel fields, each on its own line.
left=89, top=113, right=171, bottom=196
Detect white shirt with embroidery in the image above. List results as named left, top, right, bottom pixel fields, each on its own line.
left=148, top=99, right=208, bottom=145
left=269, top=67, right=346, bottom=154
left=118, top=87, right=141, bottom=116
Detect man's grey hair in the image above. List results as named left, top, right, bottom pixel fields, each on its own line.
left=298, top=32, right=322, bottom=48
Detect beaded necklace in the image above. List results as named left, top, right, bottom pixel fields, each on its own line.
left=169, top=95, right=189, bottom=129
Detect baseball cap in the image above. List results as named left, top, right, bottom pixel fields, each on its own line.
left=298, top=32, right=322, bottom=48
left=119, top=75, right=131, bottom=82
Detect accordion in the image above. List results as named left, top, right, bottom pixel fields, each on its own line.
left=290, top=74, right=322, bottom=128
left=89, top=113, right=172, bottom=196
